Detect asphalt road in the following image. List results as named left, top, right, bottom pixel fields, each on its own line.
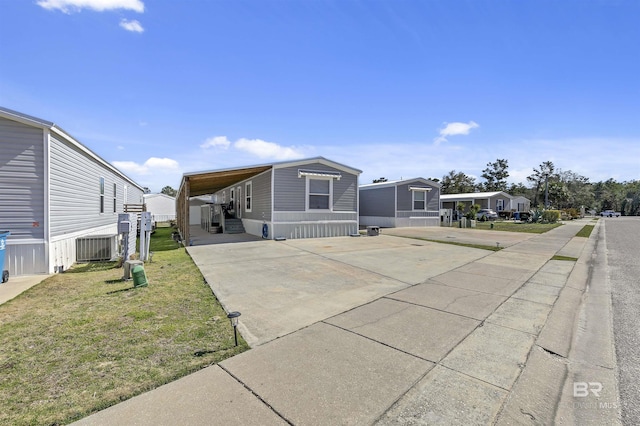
left=605, top=217, right=640, bottom=424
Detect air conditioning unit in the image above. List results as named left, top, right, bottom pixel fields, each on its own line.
left=76, top=234, right=118, bottom=262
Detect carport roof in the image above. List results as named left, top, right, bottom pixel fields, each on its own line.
left=183, top=164, right=272, bottom=196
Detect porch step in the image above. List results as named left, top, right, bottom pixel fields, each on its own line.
left=224, top=218, right=246, bottom=234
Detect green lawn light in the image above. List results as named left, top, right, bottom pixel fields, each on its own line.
left=227, top=311, right=241, bottom=346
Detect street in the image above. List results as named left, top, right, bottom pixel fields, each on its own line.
left=605, top=217, right=640, bottom=424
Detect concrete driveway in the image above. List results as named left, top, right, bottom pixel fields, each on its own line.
left=187, top=234, right=492, bottom=347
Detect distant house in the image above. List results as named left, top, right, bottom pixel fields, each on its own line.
left=143, top=193, right=176, bottom=223
left=440, top=191, right=530, bottom=215
left=0, top=107, right=145, bottom=276
left=176, top=157, right=361, bottom=242
left=359, top=178, right=441, bottom=228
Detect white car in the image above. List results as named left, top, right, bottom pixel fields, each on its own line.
left=600, top=210, right=621, bottom=217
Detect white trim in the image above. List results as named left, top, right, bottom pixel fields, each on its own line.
left=298, top=169, right=342, bottom=180
left=408, top=186, right=432, bottom=192
left=305, top=176, right=333, bottom=212
left=245, top=181, right=252, bottom=213
left=43, top=128, right=51, bottom=272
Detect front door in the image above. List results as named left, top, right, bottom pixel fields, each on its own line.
left=236, top=186, right=242, bottom=218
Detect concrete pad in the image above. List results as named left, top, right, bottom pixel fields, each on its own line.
left=326, top=298, right=479, bottom=362
left=528, top=271, right=570, bottom=288
left=324, top=243, right=488, bottom=285
left=188, top=240, right=305, bottom=265
left=281, top=234, right=428, bottom=253
left=441, top=323, right=536, bottom=390
left=486, top=298, right=553, bottom=335
left=556, top=237, right=588, bottom=259
left=376, top=365, right=507, bottom=425
left=203, top=254, right=409, bottom=346
left=536, top=286, right=583, bottom=358
left=383, top=227, right=535, bottom=248
left=455, top=262, right=535, bottom=283
left=505, top=240, right=566, bottom=256
left=430, top=270, right=524, bottom=297
left=0, top=274, right=50, bottom=305
left=512, top=282, right=562, bottom=306
left=221, top=322, right=433, bottom=425
left=539, top=259, right=576, bottom=275
left=72, top=365, right=286, bottom=426
left=387, top=280, right=507, bottom=320
left=495, top=346, right=568, bottom=426
left=475, top=251, right=550, bottom=271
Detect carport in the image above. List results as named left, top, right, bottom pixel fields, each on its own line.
left=176, top=164, right=272, bottom=245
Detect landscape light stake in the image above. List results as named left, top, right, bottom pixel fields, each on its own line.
left=227, top=311, right=241, bottom=347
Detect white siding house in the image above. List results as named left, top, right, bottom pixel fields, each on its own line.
left=0, top=107, right=145, bottom=276
left=143, top=193, right=176, bottom=223
left=440, top=191, right=530, bottom=215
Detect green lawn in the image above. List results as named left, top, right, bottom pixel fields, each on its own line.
left=576, top=224, right=595, bottom=238
left=472, top=221, right=562, bottom=233
left=0, top=228, right=247, bottom=425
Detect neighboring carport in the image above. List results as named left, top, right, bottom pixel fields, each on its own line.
left=176, top=164, right=272, bottom=244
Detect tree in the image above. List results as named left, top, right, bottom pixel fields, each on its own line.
left=373, top=177, right=388, bottom=183
left=480, top=159, right=509, bottom=192
left=527, top=161, right=556, bottom=207
left=142, top=187, right=151, bottom=194
left=441, top=170, right=476, bottom=194
left=161, top=186, right=177, bottom=197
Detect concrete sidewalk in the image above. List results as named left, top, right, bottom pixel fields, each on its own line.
left=75, top=218, right=620, bottom=425
left=0, top=274, right=50, bottom=305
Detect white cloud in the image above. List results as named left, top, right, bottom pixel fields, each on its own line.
left=234, top=138, right=304, bottom=160
left=434, top=121, right=479, bottom=145
left=37, top=0, right=144, bottom=13
left=113, top=157, right=179, bottom=176
left=200, top=136, right=231, bottom=150
left=120, top=18, right=144, bottom=33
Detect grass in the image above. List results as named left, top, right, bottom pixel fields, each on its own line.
left=576, top=224, right=595, bottom=238
left=472, top=221, right=562, bottom=233
left=551, top=255, right=579, bottom=261
left=0, top=227, right=248, bottom=426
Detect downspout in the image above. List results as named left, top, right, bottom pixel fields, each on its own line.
left=43, top=128, right=51, bottom=273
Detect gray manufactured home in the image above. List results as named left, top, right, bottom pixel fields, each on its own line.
left=359, top=178, right=441, bottom=227
left=0, top=107, right=145, bottom=276
left=176, top=157, right=361, bottom=242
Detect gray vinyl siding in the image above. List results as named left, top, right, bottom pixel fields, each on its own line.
left=396, top=183, right=413, bottom=211
left=359, top=187, right=395, bottom=217
left=397, top=181, right=439, bottom=211
left=273, top=165, right=304, bottom=211
left=0, top=117, right=45, bottom=240
left=427, top=187, right=439, bottom=211
left=242, top=170, right=272, bottom=221
left=273, top=163, right=357, bottom=212
left=49, top=135, right=142, bottom=237
left=333, top=170, right=357, bottom=212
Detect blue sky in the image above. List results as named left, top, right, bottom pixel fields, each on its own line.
left=1, top=0, right=638, bottom=192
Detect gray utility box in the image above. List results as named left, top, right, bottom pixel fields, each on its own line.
left=366, top=226, right=380, bottom=236
left=124, top=259, right=144, bottom=280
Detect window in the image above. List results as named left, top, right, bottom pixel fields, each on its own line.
left=245, top=182, right=252, bottom=212
left=308, top=178, right=331, bottom=210
left=230, top=188, right=235, bottom=205
left=413, top=190, right=426, bottom=210
left=99, top=177, right=105, bottom=213
left=113, top=183, right=117, bottom=213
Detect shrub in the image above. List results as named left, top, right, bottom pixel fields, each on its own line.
left=542, top=209, right=561, bottom=223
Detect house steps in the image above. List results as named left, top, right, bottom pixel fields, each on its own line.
left=224, top=218, right=246, bottom=234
